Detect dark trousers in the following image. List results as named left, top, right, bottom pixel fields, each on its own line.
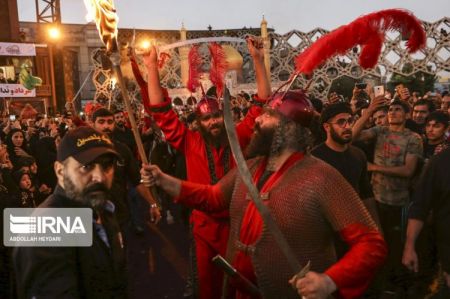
left=376, top=202, right=410, bottom=292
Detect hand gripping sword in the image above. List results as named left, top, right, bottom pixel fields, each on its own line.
left=222, top=88, right=310, bottom=288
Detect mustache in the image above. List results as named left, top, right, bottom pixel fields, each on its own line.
left=209, top=124, right=221, bottom=130
left=82, top=183, right=110, bottom=208
left=83, top=183, right=109, bottom=194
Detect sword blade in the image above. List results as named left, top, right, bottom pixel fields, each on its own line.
left=222, top=88, right=308, bottom=275
left=134, top=36, right=246, bottom=55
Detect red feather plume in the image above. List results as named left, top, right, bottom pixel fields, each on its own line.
left=208, top=42, right=228, bottom=98
left=295, top=9, right=426, bottom=75
left=158, top=52, right=171, bottom=69
left=84, top=102, right=104, bottom=117
left=187, top=45, right=202, bottom=93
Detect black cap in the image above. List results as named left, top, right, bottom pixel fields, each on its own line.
left=320, top=102, right=353, bottom=124
left=57, top=126, right=119, bottom=165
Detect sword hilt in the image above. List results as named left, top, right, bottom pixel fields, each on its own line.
left=290, top=261, right=311, bottom=290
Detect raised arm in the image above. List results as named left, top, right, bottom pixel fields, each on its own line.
left=352, top=96, right=386, bottom=142
left=142, top=45, right=191, bottom=152
left=235, top=38, right=271, bottom=148
left=247, top=37, right=271, bottom=100
left=143, top=45, right=165, bottom=105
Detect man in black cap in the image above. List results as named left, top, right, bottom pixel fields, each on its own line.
left=92, top=108, right=161, bottom=234
left=13, top=126, right=128, bottom=299
left=312, top=102, right=373, bottom=200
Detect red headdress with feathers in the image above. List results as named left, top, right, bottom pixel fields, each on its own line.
left=295, top=9, right=426, bottom=74
left=186, top=43, right=226, bottom=117
left=187, top=45, right=202, bottom=93
left=208, top=42, right=228, bottom=98
left=269, top=9, right=426, bottom=126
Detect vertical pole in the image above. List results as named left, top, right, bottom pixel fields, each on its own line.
left=261, top=15, right=271, bottom=80
left=179, top=23, right=189, bottom=87
left=48, top=44, right=57, bottom=113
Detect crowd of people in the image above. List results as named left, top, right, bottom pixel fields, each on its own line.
left=0, top=38, right=449, bottom=299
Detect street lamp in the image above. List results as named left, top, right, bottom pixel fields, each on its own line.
left=46, top=25, right=61, bottom=114
left=48, top=26, right=61, bottom=40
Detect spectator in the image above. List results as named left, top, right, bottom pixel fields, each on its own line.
left=353, top=98, right=423, bottom=297
left=411, top=99, right=435, bottom=133
left=423, top=111, right=449, bottom=160
left=5, top=128, right=30, bottom=168
left=16, top=155, right=51, bottom=204
left=112, top=110, right=136, bottom=153
left=11, top=169, right=36, bottom=208
left=313, top=102, right=373, bottom=199
left=373, top=105, right=389, bottom=128
left=403, top=147, right=450, bottom=297
left=440, top=92, right=450, bottom=115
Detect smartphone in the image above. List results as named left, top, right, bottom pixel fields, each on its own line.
left=374, top=85, right=385, bottom=97
left=9, top=115, right=16, bottom=121
left=355, top=83, right=367, bottom=90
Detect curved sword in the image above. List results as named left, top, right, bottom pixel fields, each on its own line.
left=222, top=88, right=310, bottom=284
left=134, top=36, right=246, bottom=54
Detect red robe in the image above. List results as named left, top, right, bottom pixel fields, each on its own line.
left=146, top=94, right=264, bottom=299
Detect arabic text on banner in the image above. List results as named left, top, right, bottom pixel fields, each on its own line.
left=0, top=84, right=36, bottom=97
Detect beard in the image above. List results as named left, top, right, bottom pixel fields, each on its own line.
left=245, top=123, right=276, bottom=158
left=63, top=174, right=111, bottom=209
left=199, top=123, right=225, bottom=146
left=116, top=121, right=125, bottom=128
left=330, top=127, right=352, bottom=145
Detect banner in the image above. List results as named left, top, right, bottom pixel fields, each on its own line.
left=0, top=42, right=36, bottom=56
left=0, top=84, right=36, bottom=97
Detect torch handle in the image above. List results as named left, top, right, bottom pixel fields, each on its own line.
left=110, top=53, right=160, bottom=204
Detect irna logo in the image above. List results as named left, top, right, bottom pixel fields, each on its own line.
left=9, top=214, right=87, bottom=234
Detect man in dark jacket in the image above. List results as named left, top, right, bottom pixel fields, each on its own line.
left=13, top=126, right=128, bottom=299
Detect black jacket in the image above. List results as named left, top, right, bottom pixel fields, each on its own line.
left=13, top=186, right=127, bottom=299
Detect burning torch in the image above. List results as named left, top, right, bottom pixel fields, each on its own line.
left=84, top=0, right=159, bottom=203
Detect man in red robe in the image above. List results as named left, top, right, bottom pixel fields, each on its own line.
left=142, top=39, right=271, bottom=299
left=141, top=90, right=387, bottom=299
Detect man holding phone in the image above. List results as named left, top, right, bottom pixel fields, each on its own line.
left=350, top=83, right=370, bottom=113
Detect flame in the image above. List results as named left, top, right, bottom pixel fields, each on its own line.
left=141, top=40, right=151, bottom=49
left=83, top=0, right=119, bottom=53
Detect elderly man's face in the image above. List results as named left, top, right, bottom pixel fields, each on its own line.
left=55, top=155, right=115, bottom=205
